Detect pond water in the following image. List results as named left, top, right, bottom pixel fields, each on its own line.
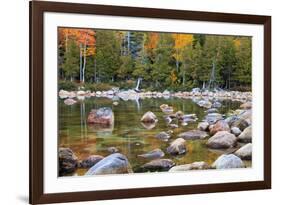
left=59, top=97, right=251, bottom=176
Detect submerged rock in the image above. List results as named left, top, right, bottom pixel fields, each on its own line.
left=212, top=154, right=245, bottom=169
left=207, top=131, right=237, bottom=149
left=235, top=143, right=252, bottom=160
left=138, top=149, right=165, bottom=160
left=141, top=122, right=157, bottom=130
left=167, top=138, right=187, bottom=155
left=80, top=155, right=104, bottom=168
left=140, top=111, right=158, bottom=123
left=155, top=131, right=171, bottom=140
left=85, top=153, right=132, bottom=175
left=209, top=120, right=230, bottom=135
left=160, top=104, right=174, bottom=114
left=237, top=126, right=252, bottom=142
left=59, top=147, right=78, bottom=175
left=87, top=107, right=114, bottom=125
left=178, top=130, right=208, bottom=140
left=169, top=161, right=210, bottom=172
left=141, top=159, right=175, bottom=171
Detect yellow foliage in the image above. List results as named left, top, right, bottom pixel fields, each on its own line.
left=170, top=70, right=178, bottom=84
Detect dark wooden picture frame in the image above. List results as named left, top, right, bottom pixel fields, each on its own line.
left=30, top=1, right=271, bottom=204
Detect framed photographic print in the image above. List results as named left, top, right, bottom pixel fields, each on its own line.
left=29, top=0, right=271, bottom=204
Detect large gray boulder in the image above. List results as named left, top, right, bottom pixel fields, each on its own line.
left=79, top=155, right=104, bottom=168
left=169, top=161, right=210, bottom=172
left=207, top=131, right=237, bottom=149
left=212, top=154, right=245, bottom=169
left=138, top=149, right=165, bottom=160
left=235, top=143, right=252, bottom=160
left=237, top=126, right=252, bottom=142
left=142, top=159, right=175, bottom=171
left=209, top=120, right=230, bottom=135
left=167, top=138, right=187, bottom=155
left=85, top=153, right=132, bottom=175
left=59, top=148, right=78, bottom=175
left=87, top=107, right=114, bottom=125
left=140, top=111, right=158, bottom=123
left=178, top=130, right=208, bottom=140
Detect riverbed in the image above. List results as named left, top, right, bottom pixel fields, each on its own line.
left=59, top=97, right=251, bottom=176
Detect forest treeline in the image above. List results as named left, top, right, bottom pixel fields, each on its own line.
left=58, top=28, right=252, bottom=91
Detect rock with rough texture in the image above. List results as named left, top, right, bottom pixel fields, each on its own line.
left=178, top=130, right=208, bottom=140
left=141, top=159, right=175, bottom=171
left=155, top=131, right=171, bottom=140
left=197, top=122, right=209, bottom=131
left=79, top=155, right=104, bottom=168
left=85, top=153, right=132, bottom=175
left=240, top=101, right=252, bottom=109
left=59, top=148, right=78, bottom=174
left=204, top=113, right=223, bottom=124
left=231, top=110, right=252, bottom=130
left=87, top=107, right=114, bottom=125
left=231, top=127, right=242, bottom=136
left=138, top=149, right=165, bottom=160
left=235, top=143, right=252, bottom=160
left=140, top=111, right=158, bottom=123
left=207, top=131, right=237, bottom=149
left=64, top=98, right=77, bottom=105
left=237, top=126, right=252, bottom=142
left=169, top=161, right=210, bottom=172
left=212, top=154, right=245, bottom=169
left=209, top=120, right=230, bottom=135
left=167, top=138, right=187, bottom=155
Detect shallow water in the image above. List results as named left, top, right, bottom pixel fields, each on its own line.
left=59, top=97, right=251, bottom=176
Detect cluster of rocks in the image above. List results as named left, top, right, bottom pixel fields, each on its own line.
left=59, top=94, right=252, bottom=175
left=59, top=88, right=252, bottom=105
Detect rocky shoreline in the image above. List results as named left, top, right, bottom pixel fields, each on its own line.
left=59, top=88, right=252, bottom=105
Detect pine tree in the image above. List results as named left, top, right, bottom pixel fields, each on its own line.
left=62, top=39, right=79, bottom=81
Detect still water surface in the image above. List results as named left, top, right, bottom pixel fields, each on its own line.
left=59, top=97, right=250, bottom=176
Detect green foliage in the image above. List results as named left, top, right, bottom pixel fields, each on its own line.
left=58, top=29, right=252, bottom=91
left=62, top=39, right=79, bottom=81
left=84, top=83, right=113, bottom=91
left=58, top=80, right=78, bottom=91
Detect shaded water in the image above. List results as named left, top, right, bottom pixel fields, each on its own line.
left=59, top=97, right=250, bottom=176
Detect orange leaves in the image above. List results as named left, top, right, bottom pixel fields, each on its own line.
left=145, top=32, right=159, bottom=50
left=58, top=28, right=96, bottom=56
left=233, top=39, right=241, bottom=49
left=173, top=33, right=193, bottom=49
